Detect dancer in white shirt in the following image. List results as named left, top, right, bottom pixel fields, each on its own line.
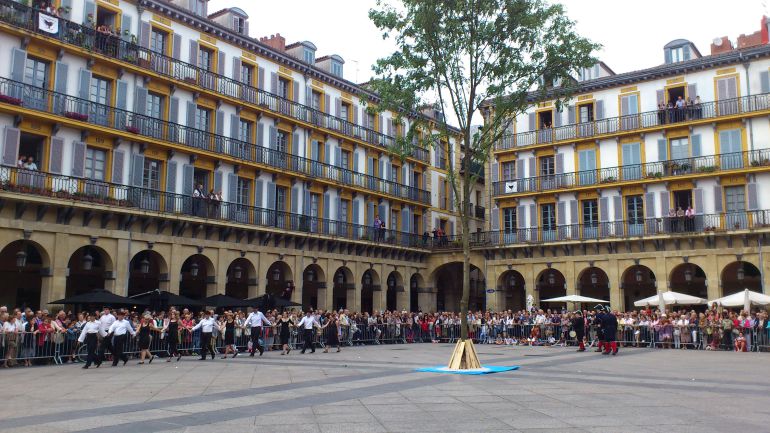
left=97, top=307, right=116, bottom=363
left=78, top=313, right=101, bottom=369
left=297, top=311, right=320, bottom=354
left=107, top=310, right=136, bottom=366
left=191, top=310, right=217, bottom=360
left=243, top=308, right=271, bottom=356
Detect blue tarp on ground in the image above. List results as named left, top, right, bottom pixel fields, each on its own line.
left=415, top=365, right=520, bottom=375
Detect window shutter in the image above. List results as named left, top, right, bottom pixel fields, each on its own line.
left=70, top=141, right=86, bottom=177
left=529, top=205, right=537, bottom=229
left=713, top=186, right=723, bottom=212
left=120, top=15, right=132, bottom=42
left=557, top=201, right=566, bottom=225
left=693, top=188, right=703, bottom=215
left=232, top=57, right=241, bottom=82
left=595, top=100, right=604, bottom=120
left=691, top=134, right=701, bottom=157
left=214, top=171, right=223, bottom=194
left=555, top=153, right=564, bottom=174
left=188, top=41, right=198, bottom=66
left=229, top=114, right=239, bottom=156
left=368, top=157, right=374, bottom=178
left=324, top=192, right=330, bottom=219
left=656, top=89, right=665, bottom=105
left=172, top=34, right=182, bottom=59
left=293, top=82, right=300, bottom=103
left=528, top=113, right=536, bottom=131
left=116, top=80, right=128, bottom=111
left=254, top=179, right=263, bottom=207
left=687, top=83, right=697, bottom=101
left=569, top=200, right=578, bottom=224
left=378, top=160, right=385, bottom=180
left=54, top=61, right=68, bottom=95
left=186, top=101, right=196, bottom=128
left=270, top=72, right=278, bottom=94
left=747, top=183, right=758, bottom=211
left=683, top=45, right=691, bottom=61
left=659, top=191, right=670, bottom=216
left=516, top=159, right=525, bottom=180
left=257, top=123, right=265, bottom=147
left=218, top=52, right=226, bottom=76
left=166, top=161, right=177, bottom=194
left=267, top=126, right=276, bottom=150
left=657, top=138, right=667, bottom=161
left=48, top=137, right=64, bottom=175
left=599, top=197, right=609, bottom=222
left=554, top=108, right=562, bottom=127
left=567, top=105, right=575, bottom=124
left=335, top=146, right=342, bottom=168
left=111, top=150, right=125, bottom=184
left=292, top=132, right=300, bottom=156
left=83, top=0, right=96, bottom=26
left=491, top=208, right=500, bottom=231
left=78, top=68, right=92, bottom=101
left=182, top=164, right=194, bottom=195
left=401, top=207, right=409, bottom=232
left=305, top=86, right=312, bottom=106
left=401, top=165, right=407, bottom=186
left=761, top=71, right=770, bottom=94
left=664, top=49, right=672, bottom=64
left=311, top=140, right=319, bottom=161
left=324, top=94, right=331, bottom=114
left=139, top=21, right=151, bottom=49
left=257, top=67, right=265, bottom=90
left=133, top=87, right=148, bottom=115
left=324, top=142, right=330, bottom=165
left=131, top=154, right=145, bottom=187
left=266, top=182, right=276, bottom=210
left=169, top=97, right=179, bottom=123
left=379, top=204, right=386, bottom=225
left=367, top=202, right=375, bottom=225
left=448, top=187, right=454, bottom=211
left=448, top=220, right=454, bottom=236
left=291, top=185, right=299, bottom=213
left=528, top=157, right=536, bottom=178
left=335, top=98, right=342, bottom=117
left=335, top=196, right=342, bottom=222
left=216, top=110, right=225, bottom=136
left=644, top=192, right=656, bottom=218
left=227, top=173, right=237, bottom=202
left=610, top=195, right=621, bottom=222
left=490, top=162, right=499, bottom=183
left=352, top=199, right=360, bottom=225
left=1, top=127, right=19, bottom=167
left=378, top=114, right=384, bottom=133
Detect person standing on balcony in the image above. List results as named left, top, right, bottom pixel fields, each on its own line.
left=685, top=206, right=695, bottom=232
left=373, top=215, right=382, bottom=242
left=694, top=96, right=702, bottom=119
left=675, top=96, right=686, bottom=122
left=192, top=183, right=205, bottom=217
left=657, top=103, right=666, bottom=125
left=23, top=156, right=37, bottom=171
left=676, top=207, right=685, bottom=232
left=16, top=155, right=25, bottom=169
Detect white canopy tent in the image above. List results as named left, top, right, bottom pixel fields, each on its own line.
left=708, top=289, right=770, bottom=312
left=633, top=291, right=707, bottom=312
left=540, top=295, right=610, bottom=303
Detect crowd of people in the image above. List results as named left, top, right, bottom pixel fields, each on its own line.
left=657, top=96, right=703, bottom=125
left=1, top=303, right=769, bottom=368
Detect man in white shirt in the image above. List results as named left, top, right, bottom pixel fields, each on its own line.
left=192, top=310, right=217, bottom=360
left=97, top=307, right=116, bottom=363
left=244, top=308, right=271, bottom=357
left=78, top=312, right=101, bottom=369
left=297, top=311, right=320, bottom=354
left=107, top=310, right=135, bottom=366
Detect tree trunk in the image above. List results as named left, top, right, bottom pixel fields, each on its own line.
left=460, top=131, right=472, bottom=342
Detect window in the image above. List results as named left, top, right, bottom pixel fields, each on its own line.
left=719, top=129, right=743, bottom=169
left=669, top=137, right=689, bottom=161
left=85, top=147, right=106, bottom=181
left=340, top=150, right=350, bottom=170
left=147, top=92, right=164, bottom=119
left=233, top=16, right=246, bottom=35
left=277, top=78, right=290, bottom=98
left=236, top=178, right=250, bottom=205
left=577, top=149, right=597, bottom=185
left=311, top=91, right=321, bottom=110
left=191, top=0, right=206, bottom=16
left=391, top=209, right=398, bottom=231
left=391, top=165, right=399, bottom=183
left=276, top=130, right=288, bottom=153
left=199, top=47, right=214, bottom=71
left=340, top=103, right=349, bottom=121
left=89, top=76, right=111, bottom=105
left=238, top=119, right=252, bottom=143
left=627, top=195, right=644, bottom=224
left=578, top=104, right=594, bottom=123
left=582, top=199, right=598, bottom=226
left=724, top=186, right=745, bottom=213
left=541, top=203, right=556, bottom=231
left=503, top=207, right=516, bottom=233
left=339, top=199, right=349, bottom=222
left=331, top=61, right=343, bottom=77
left=194, top=106, right=211, bottom=132
left=501, top=161, right=516, bottom=180
left=275, top=186, right=287, bottom=211
left=240, top=63, right=254, bottom=85
left=24, top=57, right=49, bottom=87
left=367, top=112, right=375, bottom=130
left=150, top=29, right=168, bottom=54
left=539, top=156, right=554, bottom=176
left=310, top=193, right=320, bottom=218
left=304, top=48, right=315, bottom=64
left=621, top=142, right=642, bottom=180
left=670, top=47, right=684, bottom=63
left=142, top=158, right=161, bottom=190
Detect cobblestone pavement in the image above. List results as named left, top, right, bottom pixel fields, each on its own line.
left=2, top=344, right=769, bottom=433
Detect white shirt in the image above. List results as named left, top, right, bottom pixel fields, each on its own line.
left=2, top=321, right=18, bottom=333
left=297, top=315, right=319, bottom=330
left=98, top=313, right=116, bottom=337
left=192, top=317, right=217, bottom=333
left=244, top=311, right=271, bottom=327
left=108, top=319, right=136, bottom=337
left=78, top=321, right=100, bottom=343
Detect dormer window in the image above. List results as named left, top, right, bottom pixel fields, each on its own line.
left=304, top=48, right=315, bottom=64
left=670, top=46, right=684, bottom=62
left=233, top=16, right=246, bottom=35
left=664, top=40, right=699, bottom=64
left=331, top=61, right=343, bottom=77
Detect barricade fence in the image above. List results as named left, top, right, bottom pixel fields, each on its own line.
left=2, top=323, right=769, bottom=365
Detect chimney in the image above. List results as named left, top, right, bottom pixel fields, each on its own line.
left=737, top=31, right=764, bottom=49
left=710, top=36, right=734, bottom=55
left=260, top=33, right=286, bottom=52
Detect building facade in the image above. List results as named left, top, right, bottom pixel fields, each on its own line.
left=0, top=0, right=486, bottom=313
left=484, top=21, right=770, bottom=312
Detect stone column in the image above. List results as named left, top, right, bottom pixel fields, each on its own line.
left=606, top=258, right=622, bottom=311
left=213, top=248, right=228, bottom=297
left=168, top=242, right=185, bottom=294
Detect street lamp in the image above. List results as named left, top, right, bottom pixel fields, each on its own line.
left=336, top=271, right=344, bottom=284
left=508, top=275, right=516, bottom=288
left=273, top=267, right=281, bottom=281
left=307, top=268, right=315, bottom=282
left=635, top=269, right=643, bottom=283
left=388, top=276, right=395, bottom=287
left=15, top=249, right=27, bottom=268
left=364, top=273, right=372, bottom=286
left=547, top=272, right=555, bottom=285
left=190, top=262, right=199, bottom=278
left=411, top=278, right=417, bottom=289
left=82, top=250, right=94, bottom=272
left=684, top=267, right=693, bottom=283
left=590, top=272, right=598, bottom=285
left=737, top=266, right=745, bottom=281
left=139, top=257, right=150, bottom=274
left=233, top=265, right=243, bottom=280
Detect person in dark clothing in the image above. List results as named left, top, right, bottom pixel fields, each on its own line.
left=571, top=311, right=586, bottom=352
left=596, top=306, right=619, bottom=355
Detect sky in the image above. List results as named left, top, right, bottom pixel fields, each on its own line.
left=210, top=0, right=770, bottom=85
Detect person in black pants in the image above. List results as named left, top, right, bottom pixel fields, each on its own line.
left=297, top=311, right=319, bottom=354
left=77, top=313, right=101, bottom=369
left=191, top=310, right=217, bottom=360
left=107, top=310, right=135, bottom=366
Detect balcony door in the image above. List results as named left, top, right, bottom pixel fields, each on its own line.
left=719, top=129, right=743, bottom=169
left=621, top=142, right=642, bottom=180
left=24, top=56, right=49, bottom=111
left=577, top=149, right=596, bottom=185
left=724, top=185, right=747, bottom=229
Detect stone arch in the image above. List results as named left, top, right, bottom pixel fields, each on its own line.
left=361, top=268, right=380, bottom=313
left=385, top=270, right=404, bottom=311
left=302, top=263, right=326, bottom=310
left=576, top=266, right=610, bottom=302
left=621, top=265, right=657, bottom=309
left=226, top=257, right=256, bottom=299
left=180, top=254, right=215, bottom=300
left=669, top=263, right=707, bottom=299
left=0, top=239, right=50, bottom=310
left=497, top=269, right=526, bottom=312
left=536, top=268, right=566, bottom=311
left=65, top=245, right=114, bottom=297
left=332, top=266, right=354, bottom=311
left=266, top=261, right=294, bottom=299
left=721, top=261, right=762, bottom=297
left=409, top=273, right=425, bottom=312
left=128, top=250, right=169, bottom=297
left=430, top=262, right=485, bottom=312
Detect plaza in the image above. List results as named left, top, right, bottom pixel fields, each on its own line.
left=2, top=344, right=768, bottom=433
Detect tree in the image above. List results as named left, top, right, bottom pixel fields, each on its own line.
left=368, top=0, right=599, bottom=366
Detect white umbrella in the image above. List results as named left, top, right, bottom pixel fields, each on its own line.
left=633, top=291, right=707, bottom=308
left=540, top=295, right=610, bottom=303
left=708, top=289, right=770, bottom=312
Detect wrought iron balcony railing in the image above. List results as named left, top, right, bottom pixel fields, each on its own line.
left=492, top=148, right=770, bottom=196
left=0, top=77, right=430, bottom=204
left=0, top=0, right=430, bottom=163
left=497, top=93, right=770, bottom=150
left=0, top=165, right=428, bottom=248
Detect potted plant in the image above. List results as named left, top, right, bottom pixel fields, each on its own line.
left=64, top=111, right=88, bottom=121
left=183, top=76, right=197, bottom=85
left=126, top=125, right=140, bottom=134
left=0, top=94, right=23, bottom=105
left=122, top=54, right=136, bottom=63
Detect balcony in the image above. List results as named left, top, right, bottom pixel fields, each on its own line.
left=0, top=0, right=430, bottom=163
left=492, top=149, right=770, bottom=197
left=0, top=166, right=429, bottom=249
left=468, top=210, right=770, bottom=247
left=0, top=77, right=430, bottom=204
left=496, top=93, right=770, bottom=151
left=475, top=205, right=485, bottom=219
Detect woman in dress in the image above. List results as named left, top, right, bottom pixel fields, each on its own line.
left=162, top=310, right=182, bottom=362
left=322, top=312, right=341, bottom=353
left=136, top=314, right=158, bottom=364
left=219, top=312, right=238, bottom=359
left=277, top=312, right=294, bottom=355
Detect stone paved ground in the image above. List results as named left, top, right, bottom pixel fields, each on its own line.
left=2, top=343, right=769, bottom=433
